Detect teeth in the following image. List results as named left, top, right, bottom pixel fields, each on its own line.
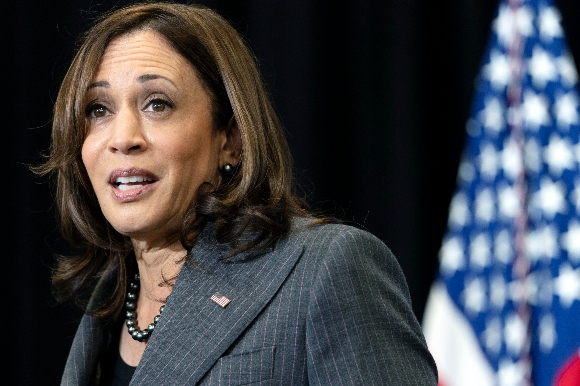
left=116, top=175, right=152, bottom=184
left=118, top=184, right=144, bottom=191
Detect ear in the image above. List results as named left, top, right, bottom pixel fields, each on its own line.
left=219, top=117, right=242, bottom=166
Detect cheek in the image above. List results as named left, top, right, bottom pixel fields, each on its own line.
left=81, top=137, right=99, bottom=179
left=80, top=134, right=107, bottom=191
left=170, top=144, right=215, bottom=185
left=163, top=133, right=222, bottom=181
left=80, top=141, right=94, bottom=178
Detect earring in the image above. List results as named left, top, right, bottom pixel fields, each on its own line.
left=221, top=163, right=234, bottom=174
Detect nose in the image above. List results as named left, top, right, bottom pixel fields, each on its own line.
left=107, top=106, right=147, bottom=154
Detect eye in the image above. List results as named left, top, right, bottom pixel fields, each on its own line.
left=86, top=103, right=109, bottom=119
left=145, top=98, right=173, bottom=113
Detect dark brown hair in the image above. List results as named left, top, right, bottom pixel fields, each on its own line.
left=36, top=1, right=321, bottom=319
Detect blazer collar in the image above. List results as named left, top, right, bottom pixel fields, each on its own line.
left=131, top=230, right=305, bottom=384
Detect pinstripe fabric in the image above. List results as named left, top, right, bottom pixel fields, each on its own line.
left=62, top=311, right=108, bottom=386
left=62, top=220, right=437, bottom=385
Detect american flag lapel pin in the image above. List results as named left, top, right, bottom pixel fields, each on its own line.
left=210, top=292, right=231, bottom=308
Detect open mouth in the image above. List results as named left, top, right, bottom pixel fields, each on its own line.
left=113, top=175, right=156, bottom=191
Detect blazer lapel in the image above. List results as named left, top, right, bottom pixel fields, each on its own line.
left=131, top=235, right=305, bottom=385
left=62, top=269, right=118, bottom=386
left=61, top=314, right=109, bottom=386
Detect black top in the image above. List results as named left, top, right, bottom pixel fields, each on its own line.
left=108, top=350, right=136, bottom=386
left=99, top=324, right=137, bottom=386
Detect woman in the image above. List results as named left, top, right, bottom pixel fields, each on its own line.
left=39, top=2, right=437, bottom=385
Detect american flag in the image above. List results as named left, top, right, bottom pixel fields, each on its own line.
left=210, top=292, right=232, bottom=308
left=422, top=0, right=580, bottom=385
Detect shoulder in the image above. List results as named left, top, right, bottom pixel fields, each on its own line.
left=281, top=217, right=407, bottom=287
left=284, top=217, right=396, bottom=266
left=285, top=219, right=438, bottom=384
left=288, top=217, right=390, bottom=252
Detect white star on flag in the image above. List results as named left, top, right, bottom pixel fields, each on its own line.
left=526, top=224, right=559, bottom=262
left=543, top=133, right=574, bottom=176
left=475, top=188, right=495, bottom=223
left=553, top=264, right=580, bottom=308
left=440, top=237, right=464, bottom=277
left=490, top=275, right=508, bottom=309
left=553, top=92, right=579, bottom=129
left=561, top=220, right=580, bottom=262
left=522, top=90, right=551, bottom=128
left=449, top=192, right=470, bottom=228
left=494, top=4, right=534, bottom=48
left=484, top=51, right=512, bottom=91
left=538, top=6, right=563, bottom=42
left=556, top=54, right=579, bottom=86
left=501, top=138, right=523, bottom=180
left=470, top=233, right=492, bottom=270
left=538, top=313, right=557, bottom=352
left=531, top=177, right=567, bottom=219
left=528, top=46, right=558, bottom=88
left=570, top=180, right=580, bottom=211
left=482, top=317, right=503, bottom=354
left=498, top=184, right=519, bottom=219
left=462, top=278, right=487, bottom=315
left=494, top=229, right=513, bottom=264
left=479, top=143, right=500, bottom=180
left=480, top=97, right=506, bottom=134
left=504, top=314, right=527, bottom=355
left=525, top=138, right=542, bottom=172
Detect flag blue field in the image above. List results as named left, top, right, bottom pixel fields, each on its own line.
left=422, top=0, right=580, bottom=385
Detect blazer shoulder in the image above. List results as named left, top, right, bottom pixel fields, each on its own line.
left=289, top=217, right=392, bottom=254
left=289, top=219, right=438, bottom=385
left=286, top=218, right=404, bottom=282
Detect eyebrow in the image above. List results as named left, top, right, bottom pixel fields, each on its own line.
left=87, top=80, right=109, bottom=90
left=86, top=74, right=176, bottom=90
left=137, top=74, right=176, bottom=87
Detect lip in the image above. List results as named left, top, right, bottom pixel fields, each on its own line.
left=108, top=167, right=159, bottom=201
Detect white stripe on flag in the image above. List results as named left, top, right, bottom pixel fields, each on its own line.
left=423, top=282, right=495, bottom=386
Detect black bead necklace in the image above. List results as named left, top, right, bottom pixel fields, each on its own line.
left=125, top=273, right=165, bottom=342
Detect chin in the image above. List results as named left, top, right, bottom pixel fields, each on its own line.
left=111, top=219, right=180, bottom=246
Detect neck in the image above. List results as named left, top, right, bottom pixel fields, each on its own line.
left=132, top=238, right=186, bottom=304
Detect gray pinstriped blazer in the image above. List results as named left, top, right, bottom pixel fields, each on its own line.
left=61, top=219, right=438, bottom=385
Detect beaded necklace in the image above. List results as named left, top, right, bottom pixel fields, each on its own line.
left=125, top=273, right=165, bottom=342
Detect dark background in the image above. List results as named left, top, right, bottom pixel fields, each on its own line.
left=2, top=0, right=579, bottom=384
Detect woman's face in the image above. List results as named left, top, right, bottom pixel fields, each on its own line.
left=82, top=30, right=227, bottom=247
